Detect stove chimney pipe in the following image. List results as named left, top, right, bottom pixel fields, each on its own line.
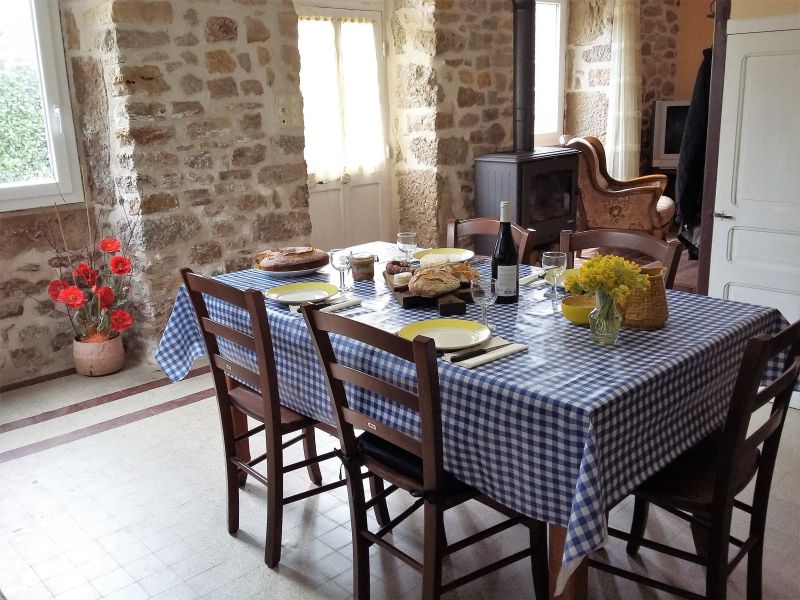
left=512, top=0, right=535, bottom=152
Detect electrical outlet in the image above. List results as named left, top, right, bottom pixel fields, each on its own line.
left=276, top=93, right=303, bottom=129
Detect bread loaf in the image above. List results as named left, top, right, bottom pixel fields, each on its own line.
left=445, top=262, right=479, bottom=284
left=256, top=247, right=328, bottom=272
left=408, top=268, right=460, bottom=298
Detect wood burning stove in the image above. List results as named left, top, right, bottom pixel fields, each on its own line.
left=472, top=0, right=580, bottom=251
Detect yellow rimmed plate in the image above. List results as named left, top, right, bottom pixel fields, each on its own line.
left=412, top=248, right=475, bottom=263
left=397, top=318, right=490, bottom=351
left=265, top=282, right=338, bottom=304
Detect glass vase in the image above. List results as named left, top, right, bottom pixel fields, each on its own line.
left=589, top=290, right=622, bottom=346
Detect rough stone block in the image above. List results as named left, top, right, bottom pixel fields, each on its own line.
left=116, top=29, right=170, bottom=49
left=257, top=163, right=307, bottom=186
left=115, top=65, right=170, bottom=96
left=271, top=136, right=304, bottom=155
left=437, top=137, right=468, bottom=165
left=122, top=125, right=175, bottom=145
left=186, top=118, right=232, bottom=139
left=245, top=17, right=270, bottom=43
left=189, top=241, right=222, bottom=265
left=207, top=77, right=238, bottom=99
left=253, top=211, right=311, bottom=242
left=241, top=80, right=263, bottom=95
left=180, top=74, right=203, bottom=95
left=565, top=91, right=608, bottom=140
left=206, top=16, right=238, bottom=43
left=111, top=1, right=173, bottom=24
left=232, top=144, right=266, bottom=166
left=205, top=49, right=237, bottom=74
left=141, top=215, right=201, bottom=249
left=172, top=101, right=204, bottom=117
left=140, top=193, right=179, bottom=214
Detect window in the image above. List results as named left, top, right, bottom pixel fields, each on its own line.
left=296, top=13, right=386, bottom=184
left=0, top=0, right=83, bottom=212
left=534, top=0, right=569, bottom=145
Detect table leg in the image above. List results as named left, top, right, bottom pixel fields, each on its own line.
left=226, top=376, right=251, bottom=487
left=548, top=524, right=588, bottom=600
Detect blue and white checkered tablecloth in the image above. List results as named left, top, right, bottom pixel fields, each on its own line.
left=155, top=246, right=790, bottom=589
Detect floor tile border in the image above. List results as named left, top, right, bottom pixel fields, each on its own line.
left=0, top=366, right=210, bottom=434
left=0, top=387, right=215, bottom=464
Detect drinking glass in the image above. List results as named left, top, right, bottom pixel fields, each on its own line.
left=542, top=251, right=567, bottom=300
left=397, top=232, right=417, bottom=262
left=471, top=276, right=497, bottom=331
left=329, top=249, right=352, bottom=293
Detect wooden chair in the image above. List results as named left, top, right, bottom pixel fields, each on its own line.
left=301, top=305, right=549, bottom=600
left=560, top=229, right=684, bottom=289
left=446, top=217, right=537, bottom=265
left=180, top=268, right=347, bottom=567
left=560, top=135, right=676, bottom=238
left=589, top=320, right=800, bottom=600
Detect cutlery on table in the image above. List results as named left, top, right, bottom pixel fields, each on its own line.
left=448, top=342, right=515, bottom=362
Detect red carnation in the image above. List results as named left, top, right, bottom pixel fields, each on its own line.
left=98, top=237, right=121, bottom=253
left=48, top=279, right=69, bottom=301
left=95, top=286, right=115, bottom=309
left=73, top=262, right=98, bottom=286
left=109, top=256, right=132, bottom=275
left=109, top=309, right=133, bottom=331
left=57, top=286, right=86, bottom=310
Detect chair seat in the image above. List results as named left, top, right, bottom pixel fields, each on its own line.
left=635, top=431, right=760, bottom=512
left=228, top=385, right=314, bottom=432
left=357, top=433, right=469, bottom=497
left=656, top=195, right=676, bottom=228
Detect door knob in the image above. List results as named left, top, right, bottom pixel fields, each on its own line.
left=339, top=173, right=352, bottom=185
left=712, top=211, right=734, bottom=220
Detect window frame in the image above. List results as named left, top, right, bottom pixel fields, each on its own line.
left=534, top=0, right=569, bottom=146
left=0, top=0, right=84, bottom=213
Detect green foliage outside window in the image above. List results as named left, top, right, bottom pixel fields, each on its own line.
left=0, top=63, right=52, bottom=184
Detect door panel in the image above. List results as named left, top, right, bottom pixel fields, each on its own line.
left=309, top=186, right=344, bottom=251
left=345, top=180, right=383, bottom=246
left=709, top=25, right=800, bottom=406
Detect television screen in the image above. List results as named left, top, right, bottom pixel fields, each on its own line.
left=664, top=105, right=690, bottom=155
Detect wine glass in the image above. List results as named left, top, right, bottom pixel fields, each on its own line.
left=397, top=232, right=417, bottom=262
left=471, top=276, right=497, bottom=331
left=329, top=249, right=352, bottom=293
left=542, top=251, right=567, bottom=300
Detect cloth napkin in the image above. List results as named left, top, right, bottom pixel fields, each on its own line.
left=442, top=336, right=527, bottom=369
left=320, top=299, right=361, bottom=313
left=519, top=267, right=545, bottom=285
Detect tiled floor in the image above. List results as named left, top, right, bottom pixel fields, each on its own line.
left=1, top=364, right=798, bottom=599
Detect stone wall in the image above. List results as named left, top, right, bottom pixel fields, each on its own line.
left=0, top=0, right=308, bottom=387
left=564, top=0, right=680, bottom=174
left=388, top=0, right=514, bottom=247
left=565, top=0, right=613, bottom=141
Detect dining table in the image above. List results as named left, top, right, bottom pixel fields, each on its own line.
left=155, top=241, right=791, bottom=600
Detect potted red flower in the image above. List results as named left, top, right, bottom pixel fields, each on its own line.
left=48, top=235, right=134, bottom=376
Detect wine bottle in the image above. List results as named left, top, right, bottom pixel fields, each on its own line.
left=492, top=200, right=519, bottom=304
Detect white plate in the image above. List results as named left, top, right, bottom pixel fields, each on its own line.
left=264, top=282, right=339, bottom=304
left=261, top=266, right=325, bottom=278
left=412, top=248, right=475, bottom=264
left=397, top=318, right=491, bottom=351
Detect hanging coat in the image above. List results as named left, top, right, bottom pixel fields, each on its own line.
left=676, top=48, right=712, bottom=230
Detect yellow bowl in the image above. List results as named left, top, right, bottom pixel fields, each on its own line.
left=561, top=294, right=596, bottom=325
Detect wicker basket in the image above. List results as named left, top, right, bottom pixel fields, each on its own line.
left=620, top=266, right=669, bottom=330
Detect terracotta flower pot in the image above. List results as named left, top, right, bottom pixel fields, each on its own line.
left=73, top=334, right=125, bottom=376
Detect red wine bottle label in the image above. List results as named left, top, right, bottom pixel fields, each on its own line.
left=496, top=265, right=517, bottom=296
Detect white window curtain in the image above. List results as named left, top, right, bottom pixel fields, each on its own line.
left=297, top=16, right=385, bottom=184
left=605, top=0, right=642, bottom=180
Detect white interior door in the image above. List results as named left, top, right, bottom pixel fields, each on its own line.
left=708, top=19, right=800, bottom=406
left=296, top=5, right=390, bottom=250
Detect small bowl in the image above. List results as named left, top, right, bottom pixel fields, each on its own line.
left=561, top=294, right=596, bottom=325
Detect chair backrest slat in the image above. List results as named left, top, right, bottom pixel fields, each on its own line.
left=180, top=268, right=283, bottom=432
left=202, top=317, right=256, bottom=352
left=447, top=218, right=537, bottom=265
left=713, top=320, right=800, bottom=515
left=341, top=407, right=423, bottom=456
left=560, top=229, right=683, bottom=289
left=302, top=305, right=444, bottom=491
left=211, top=353, right=262, bottom=390
left=330, top=363, right=420, bottom=411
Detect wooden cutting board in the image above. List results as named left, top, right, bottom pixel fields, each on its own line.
left=383, top=271, right=472, bottom=316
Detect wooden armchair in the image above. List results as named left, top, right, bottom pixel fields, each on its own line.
left=560, top=135, right=676, bottom=238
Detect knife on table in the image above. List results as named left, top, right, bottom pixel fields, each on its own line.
left=449, top=343, right=515, bottom=363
